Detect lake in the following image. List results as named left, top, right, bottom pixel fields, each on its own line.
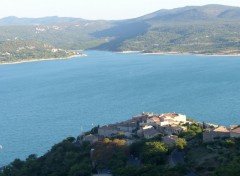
left=0, top=51, right=240, bottom=166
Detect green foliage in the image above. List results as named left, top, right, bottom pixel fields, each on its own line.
left=215, top=157, right=240, bottom=176
left=176, top=138, right=187, bottom=150
left=179, top=124, right=202, bottom=139
left=141, top=141, right=168, bottom=165
left=0, top=40, right=74, bottom=63
left=84, top=126, right=99, bottom=135
left=223, top=139, right=236, bottom=148
left=129, top=140, right=145, bottom=157
left=2, top=6, right=240, bottom=63
left=120, top=21, right=240, bottom=55
left=92, top=138, right=128, bottom=170
left=0, top=137, right=92, bottom=176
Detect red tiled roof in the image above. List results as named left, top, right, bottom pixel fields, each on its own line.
left=214, top=126, right=229, bottom=133
left=150, top=117, right=160, bottom=122
left=231, top=127, right=240, bottom=134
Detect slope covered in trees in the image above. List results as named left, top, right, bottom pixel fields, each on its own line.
left=1, top=4, right=240, bottom=62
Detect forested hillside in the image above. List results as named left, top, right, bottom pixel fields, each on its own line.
left=1, top=4, right=240, bottom=62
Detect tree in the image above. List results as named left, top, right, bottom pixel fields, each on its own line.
left=176, top=138, right=187, bottom=150
left=141, top=142, right=168, bottom=165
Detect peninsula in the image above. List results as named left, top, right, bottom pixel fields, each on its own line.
left=0, top=40, right=86, bottom=64
left=1, top=112, right=240, bottom=176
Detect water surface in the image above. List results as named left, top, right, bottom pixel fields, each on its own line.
left=0, top=51, right=240, bottom=165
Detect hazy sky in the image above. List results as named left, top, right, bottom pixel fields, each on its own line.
left=1, top=0, right=240, bottom=20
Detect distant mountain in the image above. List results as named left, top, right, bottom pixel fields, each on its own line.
left=91, top=4, right=240, bottom=54
left=0, top=16, right=84, bottom=25
left=1, top=4, right=240, bottom=62
left=138, top=4, right=240, bottom=21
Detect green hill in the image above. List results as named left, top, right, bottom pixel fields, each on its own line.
left=1, top=4, right=240, bottom=63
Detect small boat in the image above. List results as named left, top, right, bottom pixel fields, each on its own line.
left=0, top=145, right=3, bottom=149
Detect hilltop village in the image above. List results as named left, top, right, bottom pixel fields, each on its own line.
left=2, top=113, right=240, bottom=176
left=81, top=112, right=240, bottom=146
left=77, top=112, right=240, bottom=175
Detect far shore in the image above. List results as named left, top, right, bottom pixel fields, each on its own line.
left=117, top=50, right=240, bottom=57
left=142, top=51, right=240, bottom=57
left=1, top=50, right=240, bottom=66
left=0, top=54, right=87, bottom=65
left=143, top=52, right=240, bottom=57
left=116, top=50, right=142, bottom=54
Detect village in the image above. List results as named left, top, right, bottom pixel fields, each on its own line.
left=81, top=112, right=240, bottom=147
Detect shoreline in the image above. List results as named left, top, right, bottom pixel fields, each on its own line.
left=1, top=50, right=240, bottom=66
left=116, top=50, right=142, bottom=54
left=141, top=52, right=240, bottom=57
left=0, top=54, right=87, bottom=65
left=116, top=50, right=240, bottom=56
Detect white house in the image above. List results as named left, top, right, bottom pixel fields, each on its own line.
left=160, top=113, right=186, bottom=123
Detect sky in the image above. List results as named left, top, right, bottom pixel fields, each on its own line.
left=1, top=0, right=240, bottom=20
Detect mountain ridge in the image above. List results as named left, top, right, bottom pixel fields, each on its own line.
left=1, top=4, right=240, bottom=25
left=1, top=4, right=240, bottom=62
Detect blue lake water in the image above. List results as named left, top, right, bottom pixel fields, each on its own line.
left=0, top=51, right=240, bottom=166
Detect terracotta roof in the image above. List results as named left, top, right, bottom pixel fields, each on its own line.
left=231, top=127, right=240, bottom=134
left=149, top=117, right=160, bottom=122
left=213, top=126, right=229, bottom=133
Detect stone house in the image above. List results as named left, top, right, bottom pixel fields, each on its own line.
left=158, top=125, right=184, bottom=135
left=162, top=135, right=178, bottom=147
left=143, top=127, right=159, bottom=139
left=98, top=125, right=119, bottom=138
left=132, top=113, right=149, bottom=123
left=117, top=120, right=138, bottom=132
left=147, top=116, right=161, bottom=127
left=137, top=125, right=153, bottom=137
left=203, top=126, right=230, bottom=142
left=82, top=134, right=99, bottom=144
left=230, top=127, right=240, bottom=138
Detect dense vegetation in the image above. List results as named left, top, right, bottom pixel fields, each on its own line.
left=1, top=5, right=240, bottom=62
left=0, top=136, right=188, bottom=176
left=0, top=40, right=74, bottom=63
left=2, top=123, right=240, bottom=176
left=120, top=21, right=240, bottom=54
left=0, top=137, right=92, bottom=176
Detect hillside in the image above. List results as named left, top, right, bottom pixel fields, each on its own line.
left=1, top=4, right=240, bottom=63
left=118, top=4, right=240, bottom=54
left=1, top=113, right=240, bottom=176
left=0, top=40, right=76, bottom=63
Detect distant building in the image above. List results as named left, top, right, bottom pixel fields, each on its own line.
left=147, top=116, right=161, bottom=127
left=117, top=120, right=138, bottom=132
left=82, top=134, right=99, bottom=144
left=162, top=135, right=178, bottom=147
left=203, top=126, right=230, bottom=142
left=159, top=113, right=186, bottom=123
left=158, top=125, right=184, bottom=135
left=132, top=113, right=150, bottom=122
left=143, top=127, right=159, bottom=139
left=98, top=125, right=119, bottom=138
left=137, top=125, right=153, bottom=137
left=98, top=120, right=138, bottom=138
left=230, top=127, right=240, bottom=138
